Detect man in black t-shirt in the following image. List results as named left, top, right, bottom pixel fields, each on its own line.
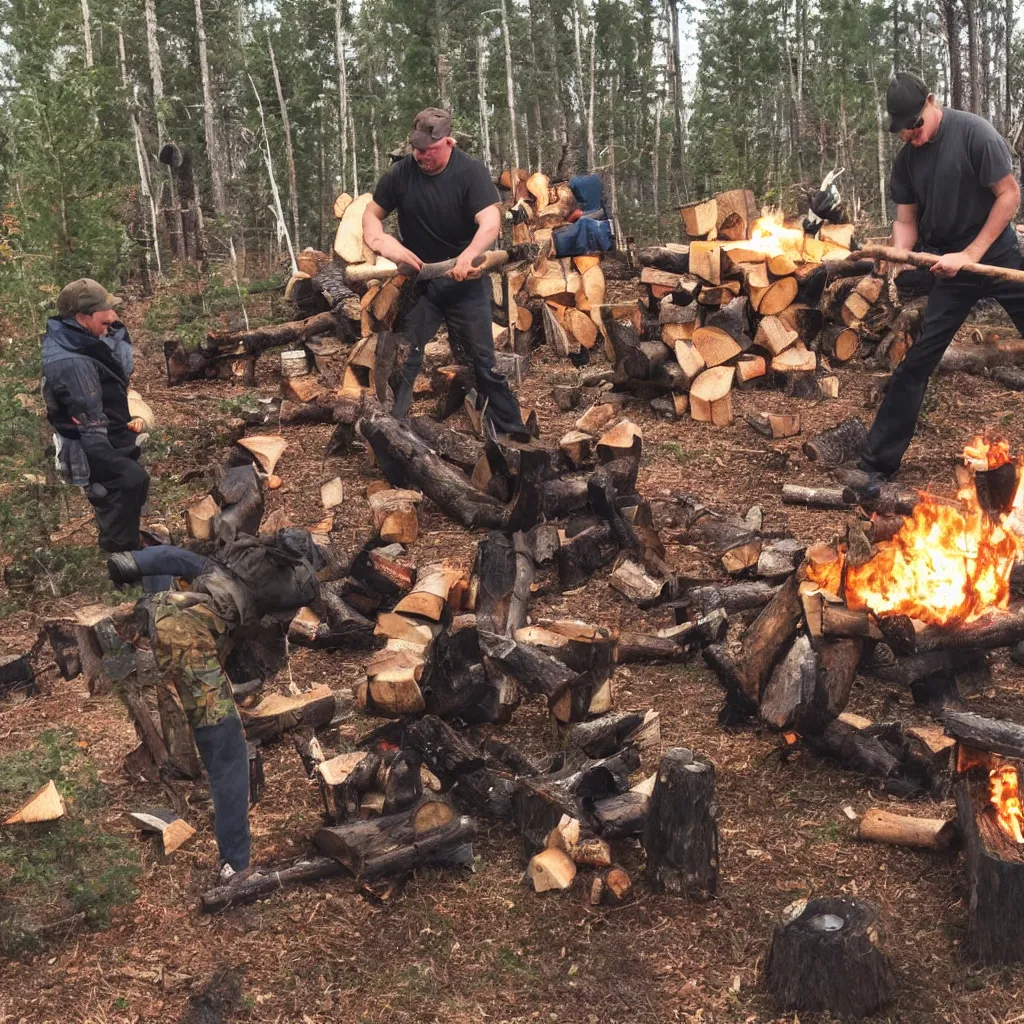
left=362, top=108, right=525, bottom=434
left=856, top=73, right=1024, bottom=482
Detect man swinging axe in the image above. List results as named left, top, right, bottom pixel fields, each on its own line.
left=362, top=107, right=527, bottom=435
left=850, top=73, right=1024, bottom=491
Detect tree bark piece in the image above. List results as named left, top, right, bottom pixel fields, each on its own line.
left=939, top=710, right=1024, bottom=760
left=200, top=857, right=346, bottom=912
left=764, top=897, right=896, bottom=1017
left=644, top=748, right=718, bottom=897
left=801, top=416, right=868, bottom=468
left=314, top=799, right=474, bottom=878
left=592, top=774, right=656, bottom=839
left=781, top=484, right=856, bottom=509
left=915, top=611, right=1024, bottom=654
left=955, top=776, right=1024, bottom=963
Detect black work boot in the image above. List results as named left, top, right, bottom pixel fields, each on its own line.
left=106, top=551, right=142, bottom=587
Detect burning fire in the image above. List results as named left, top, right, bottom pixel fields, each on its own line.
left=749, top=211, right=805, bottom=258
left=989, top=763, right=1024, bottom=843
left=807, top=437, right=1024, bottom=627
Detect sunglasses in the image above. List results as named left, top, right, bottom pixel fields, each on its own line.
left=903, top=115, right=925, bottom=133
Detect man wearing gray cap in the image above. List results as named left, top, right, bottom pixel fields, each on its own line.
left=41, top=279, right=150, bottom=551
left=363, top=107, right=526, bottom=434
left=854, top=73, right=1024, bottom=485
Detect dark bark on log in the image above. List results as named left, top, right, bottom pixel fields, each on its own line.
left=200, top=857, right=347, bottom=912
left=955, top=777, right=1024, bottom=963
left=474, top=532, right=518, bottom=634
left=732, top=574, right=802, bottom=707
left=940, top=710, right=1024, bottom=760
left=556, top=522, right=619, bottom=590
left=939, top=341, right=1024, bottom=375
left=615, top=632, right=687, bottom=663
left=764, top=897, right=896, bottom=1016
left=477, top=630, right=576, bottom=706
left=671, top=581, right=780, bottom=619
left=593, top=790, right=650, bottom=839
left=407, top=417, right=484, bottom=473
left=915, top=610, right=1024, bottom=654
left=404, top=715, right=489, bottom=784
left=638, top=246, right=690, bottom=275
left=801, top=720, right=901, bottom=779
left=314, top=800, right=475, bottom=878
left=359, top=411, right=543, bottom=531
left=801, top=416, right=868, bottom=468
left=0, top=652, right=37, bottom=699
left=644, top=748, right=718, bottom=897
left=292, top=726, right=327, bottom=778
left=423, top=626, right=520, bottom=725
left=563, top=710, right=658, bottom=758
left=507, top=533, right=535, bottom=635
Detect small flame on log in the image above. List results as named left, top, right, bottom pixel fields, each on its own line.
left=749, top=212, right=805, bottom=257
left=807, top=436, right=1023, bottom=627
left=958, top=744, right=998, bottom=775
left=989, top=763, right=1024, bottom=844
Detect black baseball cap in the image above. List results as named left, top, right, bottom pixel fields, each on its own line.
left=887, top=72, right=930, bottom=132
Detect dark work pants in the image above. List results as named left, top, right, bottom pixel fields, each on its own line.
left=131, top=545, right=209, bottom=587
left=85, top=444, right=150, bottom=552
left=392, top=276, right=525, bottom=434
left=192, top=713, right=252, bottom=871
left=862, top=246, right=1024, bottom=475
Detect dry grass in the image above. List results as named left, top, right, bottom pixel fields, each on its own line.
left=2, top=282, right=1024, bottom=1022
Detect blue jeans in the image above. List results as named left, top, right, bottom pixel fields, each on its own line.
left=131, top=546, right=209, bottom=594
left=192, top=713, right=251, bottom=871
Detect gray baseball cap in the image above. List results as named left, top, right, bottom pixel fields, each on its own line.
left=410, top=108, right=452, bottom=149
left=887, top=72, right=930, bottom=132
left=57, top=278, right=121, bottom=317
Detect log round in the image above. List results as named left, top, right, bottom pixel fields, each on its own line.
left=644, top=747, right=718, bottom=896
left=764, top=896, right=896, bottom=1017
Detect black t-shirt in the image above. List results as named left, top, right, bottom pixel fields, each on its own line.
left=889, top=108, right=1016, bottom=257
left=372, top=148, right=500, bottom=263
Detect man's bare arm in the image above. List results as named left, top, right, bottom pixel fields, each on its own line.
left=361, top=200, right=423, bottom=272
left=891, top=204, right=919, bottom=251
left=932, top=174, right=1020, bottom=277
left=451, top=205, right=501, bottom=281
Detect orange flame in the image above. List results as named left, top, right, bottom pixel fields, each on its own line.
left=806, top=436, right=1023, bottom=627
left=748, top=211, right=805, bottom=258
left=989, top=763, right=1024, bottom=843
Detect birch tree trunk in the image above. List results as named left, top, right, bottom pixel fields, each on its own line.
left=587, top=18, right=596, bottom=170
left=335, top=0, right=349, bottom=196
left=249, top=73, right=297, bottom=274
left=267, top=31, right=300, bottom=250
left=348, top=104, right=359, bottom=195
left=573, top=3, right=585, bottom=125
left=371, top=107, right=381, bottom=179
left=653, top=93, right=661, bottom=230
left=608, top=76, right=617, bottom=219
left=477, top=35, right=492, bottom=171
left=80, top=0, right=94, bottom=69
left=144, top=0, right=185, bottom=261
left=435, top=4, right=450, bottom=107
left=500, top=0, right=520, bottom=170
left=117, top=26, right=161, bottom=280
left=194, top=0, right=228, bottom=217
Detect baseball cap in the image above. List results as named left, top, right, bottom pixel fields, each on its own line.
left=886, top=72, right=930, bottom=132
left=57, top=278, right=121, bottom=317
left=409, top=108, right=452, bottom=150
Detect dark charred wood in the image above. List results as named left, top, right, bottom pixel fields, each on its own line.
left=44, top=621, right=81, bottom=681
left=407, top=417, right=484, bottom=473
left=801, top=720, right=901, bottom=779
left=474, top=532, right=518, bottom=634
left=423, top=626, right=519, bottom=725
left=314, top=799, right=475, bottom=878
left=562, top=710, right=655, bottom=758
left=555, top=522, right=619, bottom=590
left=477, top=630, right=575, bottom=706
left=593, top=790, right=650, bottom=839
left=0, top=652, right=36, bottom=699
left=955, top=776, right=1024, bottom=963
left=915, top=610, right=1024, bottom=654
left=248, top=743, right=265, bottom=806
left=671, top=580, right=780, bottom=619
left=644, top=748, right=718, bottom=897
left=731, top=574, right=802, bottom=707
left=292, top=726, right=327, bottom=778
left=383, top=750, right=423, bottom=814
left=638, top=246, right=690, bottom=275
left=764, top=896, right=896, bottom=1017
left=940, top=710, right=1024, bottom=761
left=404, top=714, right=489, bottom=784
left=801, top=416, right=868, bottom=468
left=200, top=857, right=347, bottom=912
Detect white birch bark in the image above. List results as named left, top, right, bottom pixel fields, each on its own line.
left=194, top=0, right=227, bottom=216
left=477, top=35, right=492, bottom=171
left=335, top=1, right=349, bottom=195
left=117, top=26, right=161, bottom=277
left=348, top=103, right=359, bottom=195
left=249, top=73, right=297, bottom=274
left=80, top=0, right=94, bottom=69
left=587, top=18, right=596, bottom=170
left=267, top=30, right=300, bottom=250
left=500, top=0, right=520, bottom=170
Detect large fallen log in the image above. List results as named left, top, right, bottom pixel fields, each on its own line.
left=200, top=857, right=347, bottom=912
left=358, top=411, right=543, bottom=531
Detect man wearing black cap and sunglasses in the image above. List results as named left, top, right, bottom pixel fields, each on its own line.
left=362, top=107, right=526, bottom=435
left=854, top=72, right=1024, bottom=485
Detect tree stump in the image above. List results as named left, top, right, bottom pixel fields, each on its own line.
left=764, top=896, right=896, bottom=1017
left=644, top=747, right=718, bottom=896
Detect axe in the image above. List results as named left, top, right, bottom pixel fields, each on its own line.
left=344, top=243, right=539, bottom=285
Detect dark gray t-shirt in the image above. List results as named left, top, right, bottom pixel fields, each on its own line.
left=889, top=107, right=1016, bottom=257
left=372, top=149, right=500, bottom=264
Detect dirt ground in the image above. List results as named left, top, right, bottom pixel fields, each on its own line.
left=3, top=283, right=1024, bottom=1024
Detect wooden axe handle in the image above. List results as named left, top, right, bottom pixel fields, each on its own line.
left=403, top=249, right=511, bottom=281
left=851, top=245, right=1024, bottom=286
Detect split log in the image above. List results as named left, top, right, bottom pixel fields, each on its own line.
left=734, top=355, right=767, bottom=387
left=241, top=686, right=336, bottom=743
left=680, top=200, right=717, bottom=238
left=781, top=484, right=856, bottom=510
left=200, top=857, right=347, bottom=912
left=556, top=522, right=619, bottom=590
left=293, top=726, right=327, bottom=778
left=801, top=416, right=868, bottom=468
left=592, top=775, right=656, bottom=839
left=314, top=799, right=475, bottom=878
left=752, top=276, right=798, bottom=315
left=692, top=327, right=742, bottom=368
left=672, top=580, right=779, bottom=618
left=689, top=366, right=734, bottom=426
left=688, top=241, right=721, bottom=284
left=745, top=412, right=800, bottom=439
left=764, top=897, right=896, bottom=1017
left=609, top=556, right=666, bottom=607
left=3, top=780, right=67, bottom=824
left=644, top=748, right=718, bottom=897
left=477, top=630, right=575, bottom=706
left=367, top=487, right=421, bottom=545
left=954, top=776, right=1024, bottom=963
left=529, top=847, right=577, bottom=892
left=563, top=710, right=660, bottom=758
left=858, top=808, right=957, bottom=849
left=755, top=316, right=797, bottom=356
left=318, top=751, right=382, bottom=823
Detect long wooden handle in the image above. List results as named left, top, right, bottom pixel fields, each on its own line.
left=851, top=245, right=1024, bottom=285
left=406, top=249, right=510, bottom=281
